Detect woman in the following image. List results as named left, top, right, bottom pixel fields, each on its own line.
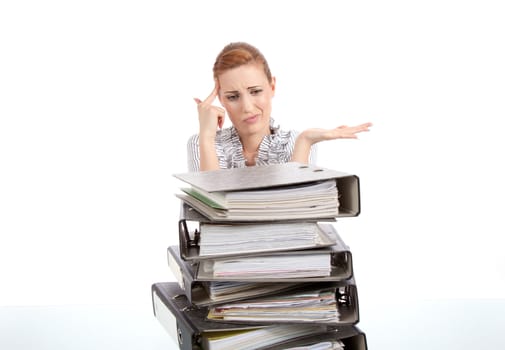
left=188, top=42, right=371, bottom=172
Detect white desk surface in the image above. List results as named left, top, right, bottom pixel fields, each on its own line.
left=1, top=299, right=504, bottom=349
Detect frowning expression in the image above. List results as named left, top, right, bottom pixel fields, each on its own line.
left=217, top=63, right=276, bottom=137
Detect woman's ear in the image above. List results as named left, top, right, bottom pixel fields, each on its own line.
left=271, top=76, right=276, bottom=97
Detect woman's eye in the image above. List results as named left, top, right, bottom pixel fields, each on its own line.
left=226, top=94, right=239, bottom=101
left=251, top=89, right=262, bottom=95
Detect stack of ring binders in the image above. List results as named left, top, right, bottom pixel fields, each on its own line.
left=151, top=162, right=368, bottom=350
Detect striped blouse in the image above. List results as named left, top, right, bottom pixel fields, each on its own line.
left=187, top=119, right=317, bottom=172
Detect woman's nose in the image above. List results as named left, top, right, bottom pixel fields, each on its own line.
left=241, top=94, right=254, bottom=112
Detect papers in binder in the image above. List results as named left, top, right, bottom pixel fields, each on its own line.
left=206, top=281, right=300, bottom=304
left=174, top=163, right=361, bottom=221
left=167, top=245, right=353, bottom=305
left=208, top=287, right=340, bottom=323
left=268, top=328, right=367, bottom=350
left=202, top=324, right=327, bottom=350
left=283, top=340, right=344, bottom=350
left=179, top=179, right=338, bottom=221
left=198, top=222, right=336, bottom=257
left=201, top=253, right=332, bottom=279
left=182, top=179, right=338, bottom=210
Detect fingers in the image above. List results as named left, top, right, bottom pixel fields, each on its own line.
left=346, top=123, right=372, bottom=134
left=194, top=81, right=219, bottom=106
left=203, top=82, right=219, bottom=105
left=357, top=122, right=373, bottom=131
left=326, top=123, right=371, bottom=139
left=350, top=122, right=372, bottom=138
left=194, top=93, right=226, bottom=130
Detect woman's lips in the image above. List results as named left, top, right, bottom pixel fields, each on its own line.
left=244, top=115, right=259, bottom=123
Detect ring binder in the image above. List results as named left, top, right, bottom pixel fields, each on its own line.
left=173, top=162, right=360, bottom=222
left=168, top=246, right=303, bottom=306
left=206, top=280, right=359, bottom=326
left=168, top=242, right=353, bottom=290
left=152, top=282, right=366, bottom=350
left=153, top=163, right=368, bottom=349
left=178, top=212, right=345, bottom=261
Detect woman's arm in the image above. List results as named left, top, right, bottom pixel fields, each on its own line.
left=194, top=84, right=225, bottom=171
left=198, top=134, right=219, bottom=171
left=292, top=123, right=372, bottom=164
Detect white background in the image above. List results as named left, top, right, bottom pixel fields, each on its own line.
left=1, top=0, right=504, bottom=313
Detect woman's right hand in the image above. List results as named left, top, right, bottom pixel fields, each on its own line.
left=194, top=83, right=225, bottom=140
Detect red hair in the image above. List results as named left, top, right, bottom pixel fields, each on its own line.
left=213, top=42, right=272, bottom=83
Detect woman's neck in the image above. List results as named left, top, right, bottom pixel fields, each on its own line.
left=239, top=129, right=271, bottom=165
left=241, top=133, right=264, bottom=154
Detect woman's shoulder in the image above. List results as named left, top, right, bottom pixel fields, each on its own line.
left=187, top=133, right=200, bottom=150
left=276, top=127, right=298, bottom=137
left=270, top=118, right=298, bottom=136
left=270, top=125, right=299, bottom=145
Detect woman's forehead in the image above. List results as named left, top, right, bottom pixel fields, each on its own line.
left=218, top=64, right=269, bottom=91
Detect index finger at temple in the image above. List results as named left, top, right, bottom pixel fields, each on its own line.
left=203, top=84, right=219, bottom=104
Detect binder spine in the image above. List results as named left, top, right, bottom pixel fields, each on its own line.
left=168, top=246, right=204, bottom=304
left=152, top=283, right=199, bottom=350
left=168, top=247, right=186, bottom=292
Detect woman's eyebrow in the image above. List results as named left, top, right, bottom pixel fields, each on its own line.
left=223, top=85, right=261, bottom=94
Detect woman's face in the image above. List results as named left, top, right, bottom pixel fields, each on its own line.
left=217, top=63, right=275, bottom=138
